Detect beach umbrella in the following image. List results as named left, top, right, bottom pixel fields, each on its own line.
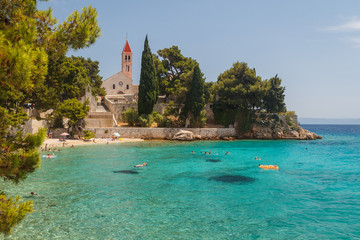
left=114, top=133, right=120, bottom=137
left=60, top=132, right=69, bottom=140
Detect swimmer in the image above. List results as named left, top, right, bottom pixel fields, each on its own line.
left=225, top=151, right=229, bottom=155
left=255, top=156, right=257, bottom=160
left=30, top=192, right=38, bottom=196
left=71, top=145, right=75, bottom=148
left=134, top=162, right=147, bottom=167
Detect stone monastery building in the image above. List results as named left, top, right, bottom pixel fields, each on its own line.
left=101, top=39, right=138, bottom=96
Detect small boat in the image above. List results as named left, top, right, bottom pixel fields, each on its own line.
left=258, top=164, right=279, bottom=170
left=134, top=162, right=147, bottom=168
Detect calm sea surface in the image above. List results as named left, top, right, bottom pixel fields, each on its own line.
left=2, top=125, right=360, bottom=239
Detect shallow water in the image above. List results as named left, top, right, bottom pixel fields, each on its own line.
left=2, top=125, right=360, bottom=239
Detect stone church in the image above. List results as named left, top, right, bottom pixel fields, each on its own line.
left=101, top=39, right=138, bottom=96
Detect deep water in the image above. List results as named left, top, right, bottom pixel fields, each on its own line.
left=2, top=125, right=360, bottom=239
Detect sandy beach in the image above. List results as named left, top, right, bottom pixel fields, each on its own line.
left=41, top=137, right=144, bottom=149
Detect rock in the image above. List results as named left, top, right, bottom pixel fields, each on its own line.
left=222, top=137, right=229, bottom=141
left=172, top=130, right=194, bottom=141
left=228, top=137, right=235, bottom=140
left=194, top=135, right=202, bottom=140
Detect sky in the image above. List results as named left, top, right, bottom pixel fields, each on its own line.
left=38, top=0, right=360, bottom=120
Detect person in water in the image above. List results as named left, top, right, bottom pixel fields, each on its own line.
left=31, top=192, right=38, bottom=196
left=225, top=151, right=229, bottom=155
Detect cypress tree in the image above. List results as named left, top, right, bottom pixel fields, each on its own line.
left=183, top=65, right=205, bottom=126
left=138, top=35, right=158, bottom=115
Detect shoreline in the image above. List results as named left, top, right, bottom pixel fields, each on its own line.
left=41, top=137, right=144, bottom=149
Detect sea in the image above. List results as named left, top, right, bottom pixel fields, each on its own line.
left=2, top=125, right=360, bottom=239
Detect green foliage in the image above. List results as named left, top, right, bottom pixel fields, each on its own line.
left=0, top=127, right=46, bottom=183
left=189, top=109, right=207, bottom=128
left=183, top=65, right=206, bottom=126
left=138, top=114, right=154, bottom=127
left=122, top=108, right=138, bottom=126
left=154, top=46, right=202, bottom=118
left=0, top=195, right=33, bottom=235
left=279, top=111, right=296, bottom=116
left=263, top=74, right=286, bottom=113
left=235, top=109, right=254, bottom=133
left=0, top=0, right=100, bottom=234
left=138, top=35, right=158, bottom=115
left=56, top=99, right=89, bottom=131
left=152, top=112, right=173, bottom=127
left=83, top=130, right=95, bottom=140
left=204, top=82, right=215, bottom=104
left=214, top=62, right=264, bottom=111
left=34, top=55, right=105, bottom=110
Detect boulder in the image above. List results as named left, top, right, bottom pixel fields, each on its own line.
left=194, top=135, right=202, bottom=140
left=172, top=130, right=194, bottom=141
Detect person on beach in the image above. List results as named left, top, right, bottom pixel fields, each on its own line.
left=45, top=143, right=48, bottom=151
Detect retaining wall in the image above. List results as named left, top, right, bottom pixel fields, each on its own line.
left=85, top=127, right=236, bottom=139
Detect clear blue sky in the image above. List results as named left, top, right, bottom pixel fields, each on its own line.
left=38, top=0, right=360, bottom=119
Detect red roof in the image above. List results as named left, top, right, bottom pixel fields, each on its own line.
left=123, top=40, right=132, bottom=53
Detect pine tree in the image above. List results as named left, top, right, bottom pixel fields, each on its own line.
left=138, top=35, right=158, bottom=115
left=183, top=65, right=205, bottom=127
left=264, top=74, right=286, bottom=113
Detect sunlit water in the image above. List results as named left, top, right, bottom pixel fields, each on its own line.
left=2, top=125, right=360, bottom=239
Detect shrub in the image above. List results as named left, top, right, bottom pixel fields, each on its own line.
left=83, top=130, right=95, bottom=140
left=259, top=113, right=266, bottom=119
left=279, top=111, right=296, bottom=116
left=138, top=114, right=153, bottom=127
left=271, top=114, right=280, bottom=121
left=190, top=110, right=207, bottom=128
left=122, top=108, right=138, bottom=126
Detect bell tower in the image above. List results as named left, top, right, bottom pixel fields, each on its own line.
left=122, top=37, right=133, bottom=80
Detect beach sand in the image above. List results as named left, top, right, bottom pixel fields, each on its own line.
left=41, top=137, right=144, bottom=149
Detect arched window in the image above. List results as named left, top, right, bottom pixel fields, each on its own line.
left=125, top=55, right=127, bottom=61
left=126, top=66, right=130, bottom=71
left=128, top=56, right=131, bottom=61
left=113, top=84, right=115, bottom=89
left=126, top=84, right=129, bottom=90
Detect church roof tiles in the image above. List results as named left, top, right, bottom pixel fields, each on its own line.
left=123, top=40, right=132, bottom=53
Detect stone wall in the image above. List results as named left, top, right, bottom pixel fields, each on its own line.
left=85, top=127, right=236, bottom=139
left=104, top=96, right=137, bottom=122
left=24, top=119, right=48, bottom=135
left=80, top=85, right=97, bottom=112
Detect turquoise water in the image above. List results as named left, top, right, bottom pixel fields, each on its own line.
left=2, top=125, right=360, bottom=239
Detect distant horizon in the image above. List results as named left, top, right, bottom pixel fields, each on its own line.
left=299, top=117, right=360, bottom=125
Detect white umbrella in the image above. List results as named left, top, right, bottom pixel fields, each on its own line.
left=114, top=133, right=120, bottom=137
left=60, top=132, right=69, bottom=140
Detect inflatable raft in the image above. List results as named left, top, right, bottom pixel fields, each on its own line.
left=258, top=164, right=279, bottom=170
